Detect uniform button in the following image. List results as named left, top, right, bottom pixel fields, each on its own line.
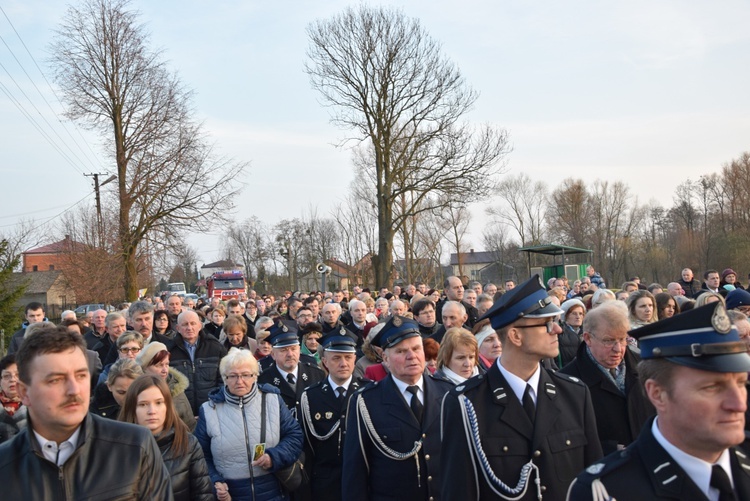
left=425, top=454, right=431, bottom=461
left=428, top=476, right=433, bottom=482
left=502, top=446, right=508, bottom=452
left=565, top=440, right=571, bottom=446
left=533, top=450, right=541, bottom=457
left=429, top=498, right=434, bottom=501
left=541, top=486, right=546, bottom=492
left=422, top=433, right=427, bottom=438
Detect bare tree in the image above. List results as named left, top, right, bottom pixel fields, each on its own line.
left=306, top=5, right=509, bottom=287
left=51, top=0, right=244, bottom=300
left=225, top=216, right=273, bottom=286
left=442, top=203, right=472, bottom=278
left=0, top=220, right=45, bottom=271
left=548, top=178, right=591, bottom=247
left=488, top=173, right=548, bottom=246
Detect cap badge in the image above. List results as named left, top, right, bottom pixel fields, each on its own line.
left=712, top=304, right=732, bottom=334
left=393, top=316, right=402, bottom=327
left=340, top=327, right=346, bottom=335
left=281, top=323, right=288, bottom=332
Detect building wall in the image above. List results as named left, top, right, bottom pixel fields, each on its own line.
left=23, top=253, right=65, bottom=273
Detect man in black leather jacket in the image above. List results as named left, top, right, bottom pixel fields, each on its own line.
left=0, top=325, right=172, bottom=499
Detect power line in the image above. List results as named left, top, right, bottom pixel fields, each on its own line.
left=0, top=5, right=105, bottom=172
left=0, top=192, right=94, bottom=229
left=0, top=202, right=85, bottom=220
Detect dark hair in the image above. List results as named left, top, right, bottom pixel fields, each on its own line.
left=0, top=354, right=16, bottom=374
left=226, top=299, right=241, bottom=309
left=655, top=292, right=680, bottom=320
left=60, top=318, right=85, bottom=334
left=25, top=302, right=44, bottom=314
left=637, top=358, right=677, bottom=398
left=119, top=375, right=189, bottom=456
left=16, top=325, right=86, bottom=384
left=412, top=299, right=436, bottom=317
left=153, top=309, right=172, bottom=330
left=704, top=269, right=719, bottom=279
left=303, top=296, right=319, bottom=307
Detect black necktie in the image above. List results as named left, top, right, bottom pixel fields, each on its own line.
left=609, top=368, right=617, bottom=379
left=336, top=386, right=347, bottom=403
left=406, top=385, right=423, bottom=423
left=286, top=373, right=296, bottom=389
left=711, top=464, right=737, bottom=501
left=522, top=384, right=535, bottom=424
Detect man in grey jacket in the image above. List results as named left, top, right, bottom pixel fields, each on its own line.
left=0, top=325, right=172, bottom=499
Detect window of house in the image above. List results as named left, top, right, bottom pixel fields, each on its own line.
left=32, top=265, right=38, bottom=272
left=49, top=265, right=55, bottom=271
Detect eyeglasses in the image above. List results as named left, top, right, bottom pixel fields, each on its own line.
left=119, top=347, right=141, bottom=354
left=590, top=334, right=629, bottom=349
left=516, top=319, right=558, bottom=334
left=1, top=372, right=19, bottom=381
left=225, top=373, right=257, bottom=382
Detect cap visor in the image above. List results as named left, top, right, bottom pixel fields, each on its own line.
left=667, top=352, right=750, bottom=373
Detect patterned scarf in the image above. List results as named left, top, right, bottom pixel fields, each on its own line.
left=585, top=346, right=626, bottom=394
left=223, top=383, right=258, bottom=407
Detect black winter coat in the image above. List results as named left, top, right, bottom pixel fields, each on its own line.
left=560, top=343, right=655, bottom=456
left=168, top=332, right=228, bottom=416
left=156, top=429, right=213, bottom=501
left=557, top=322, right=583, bottom=368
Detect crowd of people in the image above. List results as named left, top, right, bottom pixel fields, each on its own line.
left=1, top=266, right=750, bottom=500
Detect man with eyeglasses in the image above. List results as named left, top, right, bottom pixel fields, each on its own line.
left=440, top=275, right=602, bottom=501
left=560, top=301, right=655, bottom=456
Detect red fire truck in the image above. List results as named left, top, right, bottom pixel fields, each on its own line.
left=206, top=270, right=247, bottom=302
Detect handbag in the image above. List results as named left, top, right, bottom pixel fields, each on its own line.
left=260, top=391, right=307, bottom=492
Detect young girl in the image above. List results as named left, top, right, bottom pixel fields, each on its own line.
left=120, top=375, right=213, bottom=501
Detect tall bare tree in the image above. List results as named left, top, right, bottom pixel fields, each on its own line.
left=488, top=173, right=548, bottom=246
left=51, top=0, right=244, bottom=300
left=306, top=5, right=509, bottom=287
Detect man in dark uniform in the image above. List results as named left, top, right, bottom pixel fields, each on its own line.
left=560, top=301, right=655, bottom=455
left=342, top=316, right=452, bottom=500
left=299, top=329, right=368, bottom=501
left=257, top=320, right=326, bottom=417
left=568, top=301, right=750, bottom=500
left=440, top=275, right=603, bottom=501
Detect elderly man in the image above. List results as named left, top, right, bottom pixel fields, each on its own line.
left=342, top=316, right=452, bottom=500
left=258, top=321, right=325, bottom=414
left=92, top=312, right=127, bottom=367
left=441, top=275, right=602, bottom=501
left=569, top=302, right=750, bottom=500
left=299, top=329, right=368, bottom=501
left=430, top=300, right=469, bottom=343
left=167, top=310, right=227, bottom=416
left=560, top=301, right=655, bottom=455
left=128, top=301, right=170, bottom=346
left=0, top=326, right=172, bottom=498
left=667, top=282, right=685, bottom=297
left=388, top=299, right=407, bottom=317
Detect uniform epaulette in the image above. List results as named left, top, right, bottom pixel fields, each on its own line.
left=551, top=371, right=586, bottom=386
left=302, top=379, right=325, bottom=392
left=300, top=360, right=324, bottom=371
left=356, top=379, right=379, bottom=394
left=449, top=373, right=485, bottom=395
left=579, top=447, right=632, bottom=480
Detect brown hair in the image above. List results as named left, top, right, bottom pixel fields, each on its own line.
left=16, top=325, right=86, bottom=384
left=119, top=374, right=189, bottom=456
left=437, top=328, right=479, bottom=369
left=423, top=337, right=440, bottom=361
left=222, top=315, right=247, bottom=335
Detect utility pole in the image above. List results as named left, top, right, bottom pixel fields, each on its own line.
left=85, top=173, right=116, bottom=247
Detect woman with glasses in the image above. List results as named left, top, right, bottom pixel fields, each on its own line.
left=95, top=331, right=144, bottom=385
left=120, top=375, right=213, bottom=501
left=136, top=342, right=197, bottom=431
left=194, top=348, right=303, bottom=501
left=0, top=354, right=27, bottom=443
left=153, top=309, right=177, bottom=339
left=557, top=299, right=586, bottom=368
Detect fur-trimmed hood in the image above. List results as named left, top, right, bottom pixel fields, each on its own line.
left=167, top=367, right=189, bottom=397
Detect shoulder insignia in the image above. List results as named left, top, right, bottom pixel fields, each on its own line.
left=586, top=463, right=605, bottom=475
left=544, top=382, right=557, bottom=398
left=325, top=411, right=333, bottom=419
left=552, top=372, right=584, bottom=385
left=448, top=374, right=484, bottom=395
left=455, top=385, right=465, bottom=392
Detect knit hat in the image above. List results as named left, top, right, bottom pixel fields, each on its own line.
left=560, top=299, right=586, bottom=323
left=722, top=268, right=738, bottom=281
left=136, top=342, right=168, bottom=367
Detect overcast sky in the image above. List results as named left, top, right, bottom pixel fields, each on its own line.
left=2, top=0, right=749, bottom=266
